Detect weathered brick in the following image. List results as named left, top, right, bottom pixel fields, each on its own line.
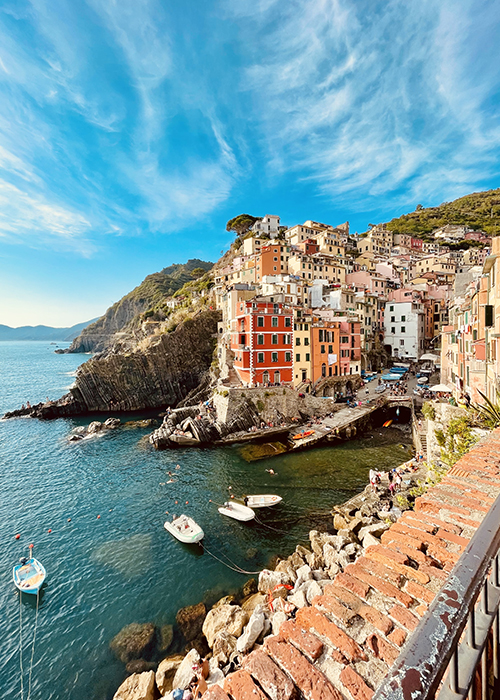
left=312, top=594, right=358, bottom=626
left=381, top=528, right=425, bottom=552
left=387, top=628, right=407, bottom=647
left=346, top=563, right=414, bottom=608
left=400, top=513, right=437, bottom=533
left=417, top=563, right=449, bottom=582
left=355, top=557, right=404, bottom=586
left=365, top=632, right=399, bottom=665
left=363, top=546, right=430, bottom=585
left=241, top=650, right=298, bottom=700
left=339, top=666, right=373, bottom=700
left=332, top=572, right=370, bottom=599
left=324, top=584, right=393, bottom=635
left=403, top=512, right=462, bottom=535
left=224, top=670, right=268, bottom=700
left=404, top=580, right=435, bottom=605
left=264, top=636, right=344, bottom=700
left=426, top=543, right=460, bottom=567
left=203, top=684, right=231, bottom=700
left=380, top=538, right=435, bottom=566
left=278, top=620, right=324, bottom=661
left=388, top=605, right=419, bottom=631
left=435, top=529, right=469, bottom=548
left=295, top=606, right=367, bottom=662
left=364, top=544, right=408, bottom=565
left=415, top=497, right=471, bottom=517
left=414, top=603, right=428, bottom=617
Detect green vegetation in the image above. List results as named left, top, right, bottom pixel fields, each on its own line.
left=386, top=188, right=500, bottom=237
left=226, top=214, right=260, bottom=236
left=421, top=401, right=436, bottom=421
left=471, top=389, right=500, bottom=428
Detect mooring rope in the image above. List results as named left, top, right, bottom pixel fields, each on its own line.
left=26, top=590, right=40, bottom=700
left=19, top=593, right=24, bottom=700
left=200, top=542, right=261, bottom=575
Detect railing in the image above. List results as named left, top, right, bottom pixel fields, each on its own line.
left=373, top=493, right=500, bottom=700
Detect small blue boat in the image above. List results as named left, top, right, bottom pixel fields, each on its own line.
left=12, top=545, right=46, bottom=594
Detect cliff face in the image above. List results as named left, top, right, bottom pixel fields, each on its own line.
left=67, top=259, right=213, bottom=354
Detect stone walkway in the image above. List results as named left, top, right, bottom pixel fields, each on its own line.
left=204, top=429, right=500, bottom=700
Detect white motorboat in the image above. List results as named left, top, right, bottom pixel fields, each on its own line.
left=164, top=514, right=204, bottom=543
left=244, top=494, right=282, bottom=508
left=218, top=501, right=255, bottom=522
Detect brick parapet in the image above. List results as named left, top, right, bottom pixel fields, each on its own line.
left=209, top=428, right=500, bottom=700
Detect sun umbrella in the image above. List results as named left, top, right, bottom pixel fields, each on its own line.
left=430, top=384, right=453, bottom=392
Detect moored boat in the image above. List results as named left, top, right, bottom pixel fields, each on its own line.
left=218, top=501, right=255, bottom=522
left=244, top=494, right=282, bottom=508
left=13, top=545, right=46, bottom=594
left=164, top=514, right=204, bottom=543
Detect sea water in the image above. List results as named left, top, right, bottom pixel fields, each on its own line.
left=0, top=342, right=411, bottom=699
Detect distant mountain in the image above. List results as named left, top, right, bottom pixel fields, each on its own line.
left=386, top=188, right=500, bottom=238
left=0, top=319, right=99, bottom=342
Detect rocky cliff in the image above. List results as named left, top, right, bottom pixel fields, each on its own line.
left=66, top=259, right=213, bottom=354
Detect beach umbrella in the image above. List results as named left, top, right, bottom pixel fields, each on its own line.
left=419, top=353, right=440, bottom=362
left=430, top=384, right=454, bottom=392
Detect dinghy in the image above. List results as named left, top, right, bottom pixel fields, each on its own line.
left=218, top=501, right=255, bottom=522
left=164, top=514, right=204, bottom=543
left=244, top=494, right=282, bottom=508
left=13, top=545, right=46, bottom=594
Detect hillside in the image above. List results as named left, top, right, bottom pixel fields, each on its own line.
left=0, top=319, right=98, bottom=342
left=67, top=259, right=213, bottom=353
left=386, top=188, right=500, bottom=237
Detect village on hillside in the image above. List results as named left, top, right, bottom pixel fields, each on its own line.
left=205, top=214, right=497, bottom=403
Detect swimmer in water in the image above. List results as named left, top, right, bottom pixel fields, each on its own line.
left=266, top=469, right=276, bottom=475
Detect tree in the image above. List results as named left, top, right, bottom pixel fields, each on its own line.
left=226, top=214, right=259, bottom=236
left=190, top=268, right=206, bottom=279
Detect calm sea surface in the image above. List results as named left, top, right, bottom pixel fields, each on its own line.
left=0, top=341, right=411, bottom=699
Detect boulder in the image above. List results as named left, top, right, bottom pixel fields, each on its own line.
left=242, top=578, right=257, bottom=597
left=333, top=514, right=348, bottom=530
left=271, top=611, right=287, bottom=635
left=203, top=605, right=248, bottom=648
left=156, top=655, right=184, bottom=696
left=184, top=634, right=210, bottom=657
left=176, top=603, right=206, bottom=642
left=308, top=531, right=324, bottom=556
left=213, top=595, right=237, bottom=609
left=322, top=544, right=339, bottom=570
left=312, top=569, right=329, bottom=581
left=289, top=552, right=304, bottom=571
left=88, top=421, right=103, bottom=434
left=274, top=560, right=297, bottom=582
left=212, top=631, right=238, bottom=665
left=113, top=671, right=155, bottom=700
left=362, top=532, right=381, bottom=548
left=304, top=580, right=322, bottom=604
left=241, top=593, right=267, bottom=615
left=125, top=660, right=157, bottom=675
left=110, top=623, right=157, bottom=664
left=172, top=649, right=200, bottom=690
left=304, top=551, right=324, bottom=570
left=295, top=545, right=312, bottom=560
left=104, top=417, right=121, bottom=428
left=236, top=605, right=266, bottom=653
left=346, top=517, right=363, bottom=534
left=327, top=563, right=341, bottom=578
left=336, top=551, right=351, bottom=570
left=287, top=589, right=307, bottom=609
left=343, top=543, right=358, bottom=557
left=258, top=569, right=293, bottom=593
left=158, top=625, right=174, bottom=653
left=294, top=564, right=312, bottom=586
left=358, top=522, right=390, bottom=541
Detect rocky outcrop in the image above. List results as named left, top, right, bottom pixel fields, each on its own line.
left=202, top=605, right=249, bottom=648
left=113, top=671, right=155, bottom=700
left=176, top=603, right=207, bottom=642
left=156, top=655, right=185, bottom=695
left=110, top=623, right=157, bottom=664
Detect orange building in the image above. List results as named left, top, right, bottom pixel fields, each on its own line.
left=231, top=300, right=293, bottom=386
left=310, top=319, right=361, bottom=383
left=256, top=242, right=290, bottom=282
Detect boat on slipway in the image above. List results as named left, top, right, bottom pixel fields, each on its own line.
left=244, top=494, right=282, bottom=509
left=218, top=501, right=255, bottom=522
left=164, top=515, right=204, bottom=543
left=13, top=544, right=46, bottom=594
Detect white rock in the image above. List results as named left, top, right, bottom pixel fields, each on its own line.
left=172, top=649, right=200, bottom=690
left=343, top=542, right=358, bottom=557
left=358, top=522, right=390, bottom=541
left=271, top=611, right=287, bottom=636
left=322, top=543, right=339, bottom=569
left=328, top=562, right=341, bottom=578
left=304, top=580, right=322, bottom=604
left=113, top=672, right=155, bottom=700
left=287, top=589, right=308, bottom=608
left=336, top=551, right=351, bottom=570
left=312, top=569, right=329, bottom=581
left=202, top=605, right=248, bottom=648
left=295, top=564, right=312, bottom=583
left=258, top=569, right=294, bottom=593
left=156, top=656, right=184, bottom=696
left=236, top=605, right=266, bottom=653
left=362, top=532, right=381, bottom=548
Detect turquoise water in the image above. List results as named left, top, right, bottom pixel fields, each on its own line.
left=0, top=342, right=411, bottom=699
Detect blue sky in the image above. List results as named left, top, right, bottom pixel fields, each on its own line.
left=1, top=0, right=500, bottom=326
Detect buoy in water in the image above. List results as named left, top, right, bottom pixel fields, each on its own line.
left=175, top=501, right=178, bottom=504
left=48, top=529, right=52, bottom=533
left=185, top=501, right=189, bottom=505
left=97, top=515, right=101, bottom=519
left=15, top=534, right=20, bottom=540
left=67, top=518, right=71, bottom=522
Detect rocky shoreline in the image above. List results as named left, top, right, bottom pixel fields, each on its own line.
left=110, top=465, right=423, bottom=700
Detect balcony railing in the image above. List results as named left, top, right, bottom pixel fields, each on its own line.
left=373, top=493, right=500, bottom=700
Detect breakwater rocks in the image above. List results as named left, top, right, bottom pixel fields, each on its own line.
left=110, top=480, right=414, bottom=700
left=3, top=310, right=221, bottom=419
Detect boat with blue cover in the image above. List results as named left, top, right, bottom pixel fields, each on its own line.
left=13, top=544, right=46, bottom=594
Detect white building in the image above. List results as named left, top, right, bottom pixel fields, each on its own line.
left=384, top=300, right=425, bottom=360
left=251, top=215, right=281, bottom=237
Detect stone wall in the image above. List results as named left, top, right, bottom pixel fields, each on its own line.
left=424, top=401, right=468, bottom=462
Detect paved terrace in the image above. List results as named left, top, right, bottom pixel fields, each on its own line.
left=204, top=428, right=500, bottom=700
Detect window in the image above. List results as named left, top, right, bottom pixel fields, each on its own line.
left=257, top=334, right=264, bottom=345
left=321, top=345, right=326, bottom=353
left=391, top=316, right=395, bottom=322
left=305, top=353, right=310, bottom=362
left=296, top=337, right=301, bottom=346
left=272, top=317, right=278, bottom=327
left=285, top=352, right=291, bottom=362
left=319, top=329, right=324, bottom=342
left=257, top=316, right=264, bottom=327
left=257, top=352, right=264, bottom=363
left=328, top=345, right=333, bottom=353
left=272, top=352, right=278, bottom=362
left=296, top=353, right=301, bottom=362
left=400, top=340, right=404, bottom=346
left=304, top=337, right=309, bottom=346
left=341, top=337, right=349, bottom=344
left=390, top=305, right=394, bottom=311
left=401, top=315, right=406, bottom=322
left=401, top=327, right=406, bottom=333
left=321, top=363, right=326, bottom=377
left=273, top=304, right=279, bottom=313
left=391, top=327, right=395, bottom=334
left=285, top=317, right=291, bottom=327
left=272, top=334, right=278, bottom=344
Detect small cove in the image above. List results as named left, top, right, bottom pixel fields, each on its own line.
left=0, top=342, right=412, bottom=699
